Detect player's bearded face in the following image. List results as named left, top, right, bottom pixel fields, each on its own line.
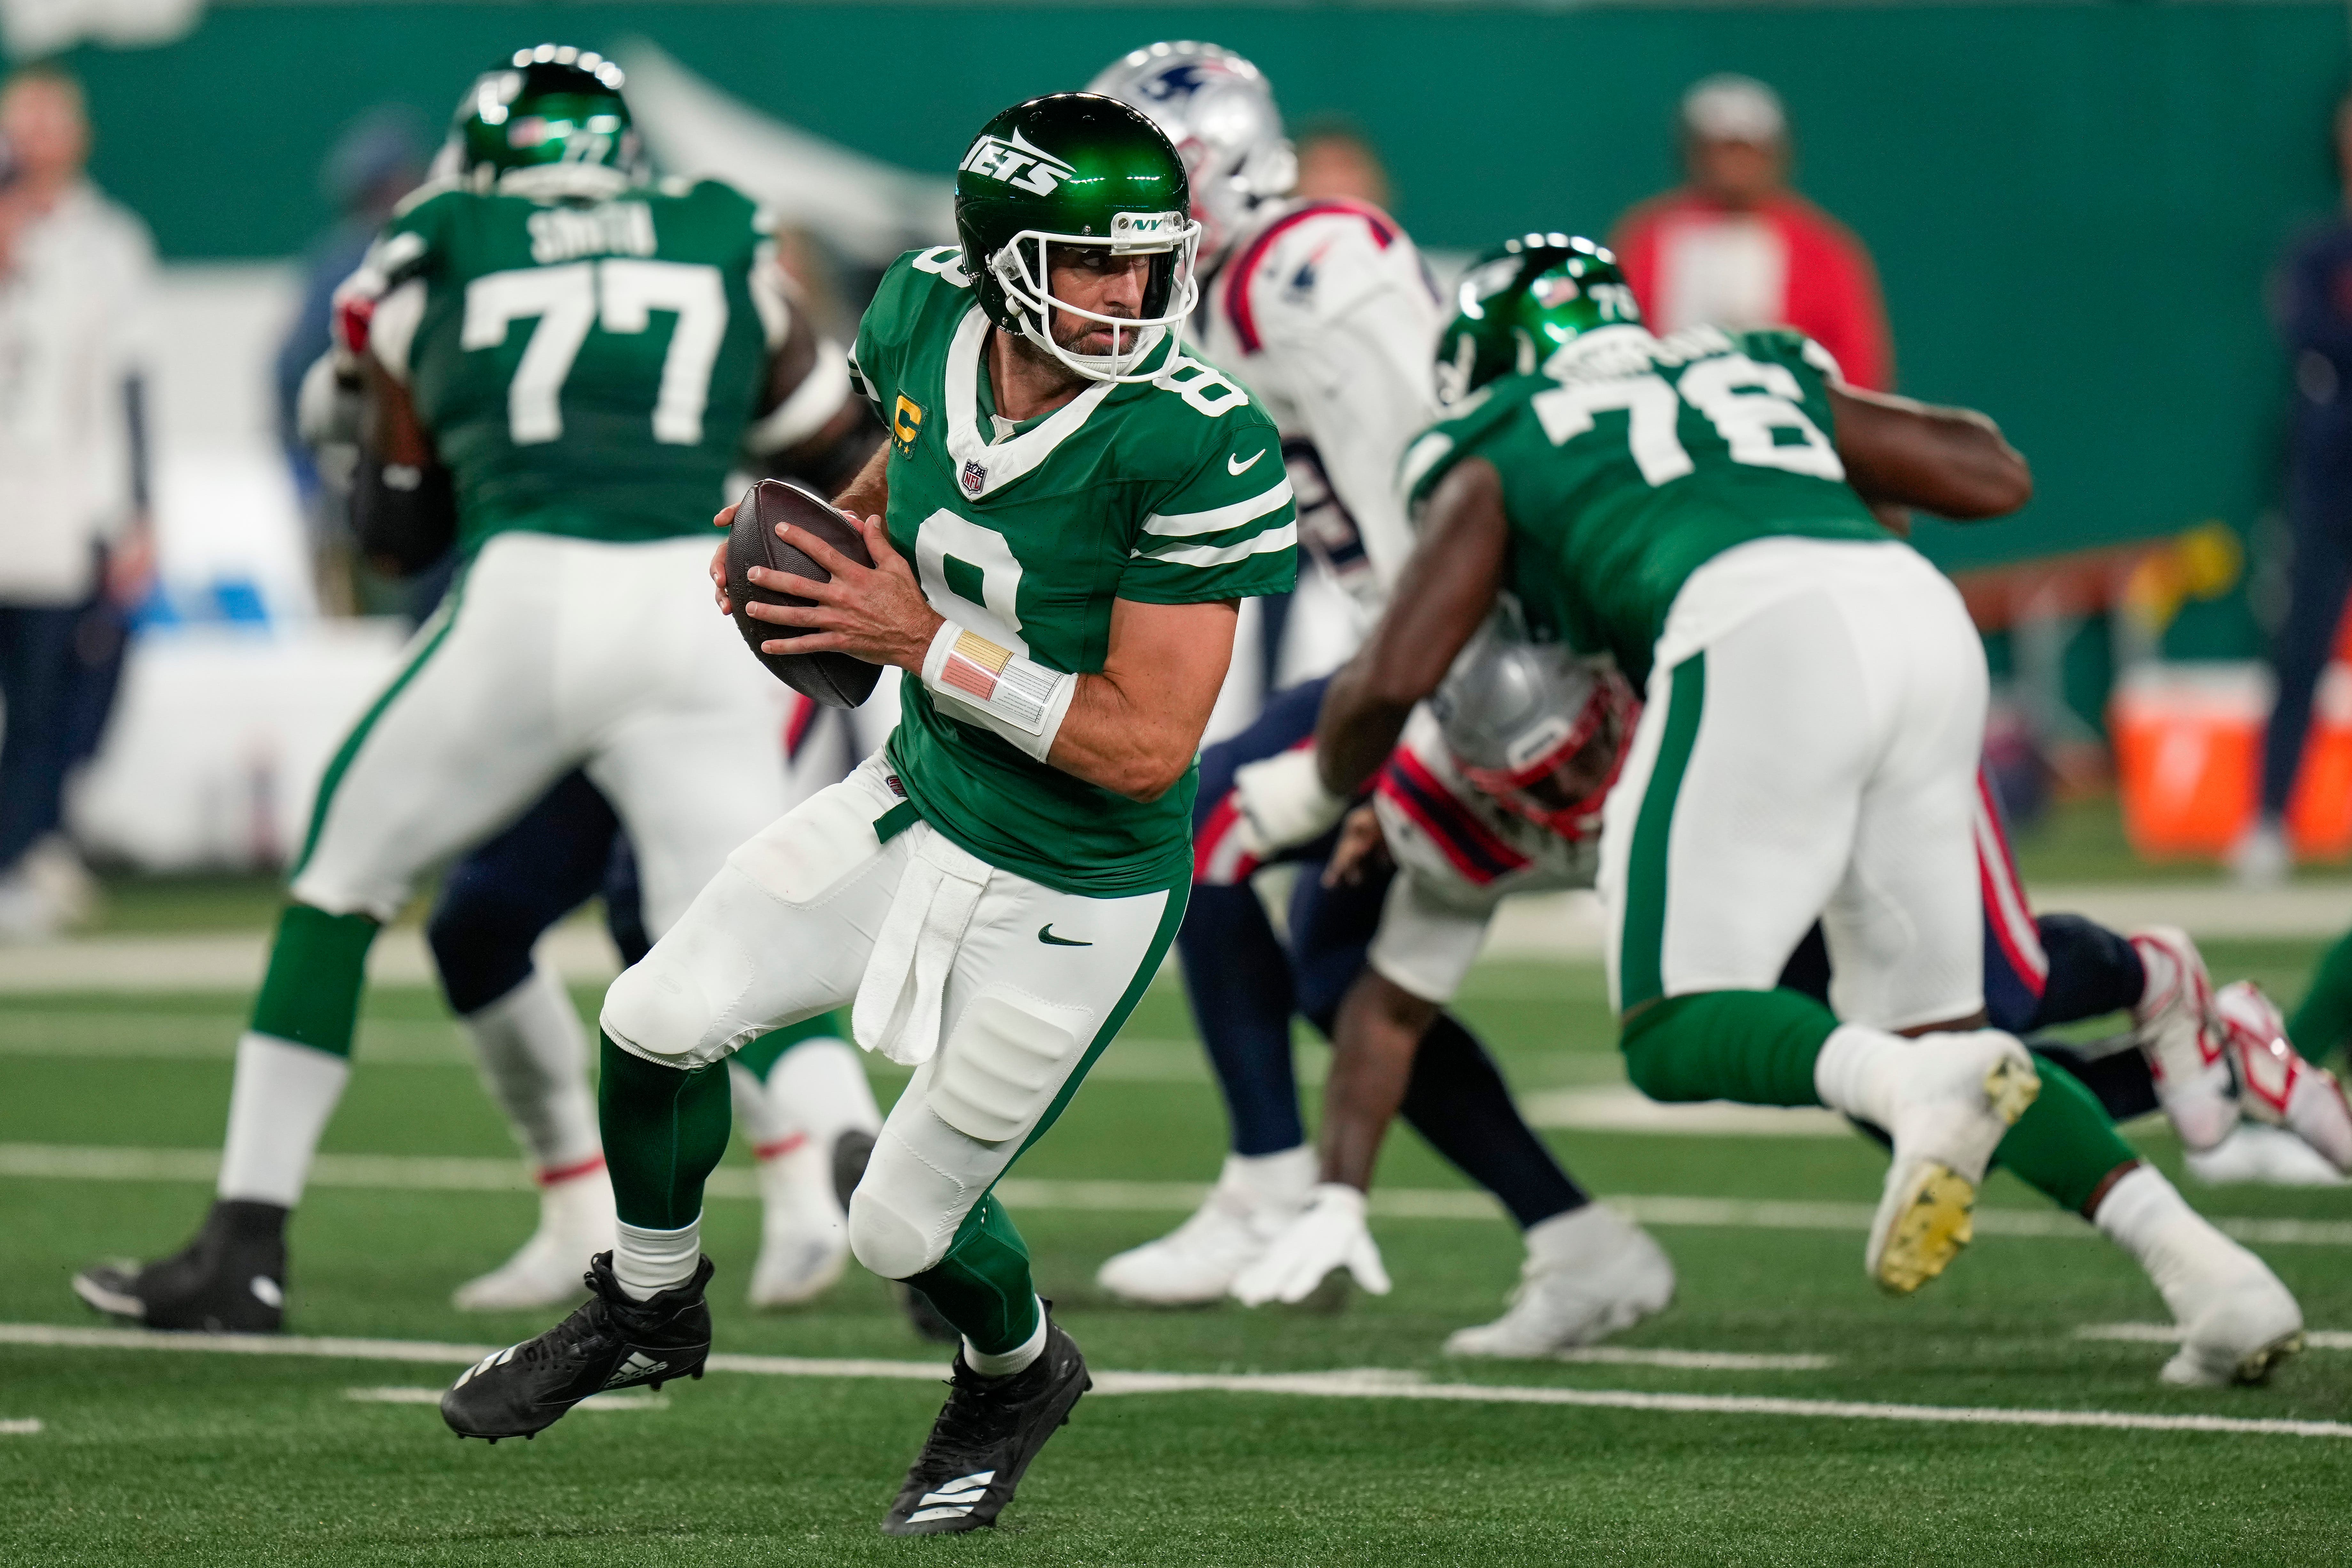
left=1044, top=245, right=1152, bottom=356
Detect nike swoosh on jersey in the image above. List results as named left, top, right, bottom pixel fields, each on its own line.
left=1226, top=449, right=1265, bottom=476
left=1037, top=925, right=1093, bottom=947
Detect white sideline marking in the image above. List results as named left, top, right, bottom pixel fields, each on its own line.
left=9, top=1143, right=2352, bottom=1248
left=346, top=1386, right=668, bottom=1411
left=1524, top=1088, right=1849, bottom=1139
left=0, top=1418, right=41, bottom=1434
left=2079, top=1323, right=2352, bottom=1351
left=1546, top=1347, right=1834, bottom=1371
left=4, top=1322, right=2346, bottom=1440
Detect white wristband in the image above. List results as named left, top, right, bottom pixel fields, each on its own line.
left=921, top=620, right=1077, bottom=762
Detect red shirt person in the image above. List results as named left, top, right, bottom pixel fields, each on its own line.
left=1612, top=75, right=1893, bottom=392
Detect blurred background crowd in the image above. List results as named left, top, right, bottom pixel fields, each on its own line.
left=0, top=0, right=2348, bottom=939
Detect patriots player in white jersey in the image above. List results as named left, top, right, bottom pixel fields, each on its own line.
left=1086, top=47, right=1676, bottom=1349
left=1220, top=617, right=1679, bottom=1353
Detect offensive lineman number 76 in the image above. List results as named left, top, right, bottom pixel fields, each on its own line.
left=462, top=259, right=728, bottom=447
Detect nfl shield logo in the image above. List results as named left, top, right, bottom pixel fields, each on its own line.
left=960, top=459, right=987, bottom=496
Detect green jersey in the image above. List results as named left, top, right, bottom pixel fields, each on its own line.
left=1401, top=325, right=1885, bottom=685
left=850, top=246, right=1297, bottom=895
left=363, top=176, right=779, bottom=555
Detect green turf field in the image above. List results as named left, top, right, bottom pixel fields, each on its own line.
left=4, top=940, right=2350, bottom=1565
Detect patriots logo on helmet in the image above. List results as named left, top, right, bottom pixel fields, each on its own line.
left=961, top=459, right=988, bottom=496
left=1140, top=62, right=1219, bottom=100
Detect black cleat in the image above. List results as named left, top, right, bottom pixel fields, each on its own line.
left=440, top=1252, right=713, bottom=1441
left=73, top=1200, right=288, bottom=1333
left=881, top=1311, right=1090, bottom=1536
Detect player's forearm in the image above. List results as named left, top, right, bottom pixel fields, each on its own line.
left=1830, top=387, right=2032, bottom=521
left=1315, top=656, right=1418, bottom=799
left=1319, top=970, right=1441, bottom=1190
left=832, top=440, right=890, bottom=521
left=1045, top=673, right=1204, bottom=802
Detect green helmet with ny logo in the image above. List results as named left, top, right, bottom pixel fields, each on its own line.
left=953, top=92, right=1202, bottom=383
left=443, top=44, right=645, bottom=198
left=1434, top=234, right=1642, bottom=406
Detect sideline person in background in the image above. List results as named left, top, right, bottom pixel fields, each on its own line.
left=1292, top=118, right=1392, bottom=211
left=2234, top=90, right=2352, bottom=889
left=0, top=65, right=157, bottom=942
left=273, top=106, right=428, bottom=618
left=1611, top=74, right=1892, bottom=394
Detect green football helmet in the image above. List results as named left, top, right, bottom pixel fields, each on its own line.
left=444, top=45, right=643, bottom=196
left=954, top=92, right=1202, bottom=383
left=1434, top=234, right=1642, bottom=406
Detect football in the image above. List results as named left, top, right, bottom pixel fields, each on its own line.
left=725, top=477, right=884, bottom=708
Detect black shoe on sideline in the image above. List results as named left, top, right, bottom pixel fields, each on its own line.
left=441, top=1252, right=713, bottom=1441
left=881, top=1311, right=1091, bottom=1535
left=73, top=1199, right=288, bottom=1333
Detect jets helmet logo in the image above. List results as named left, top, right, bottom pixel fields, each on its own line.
left=959, top=128, right=1076, bottom=196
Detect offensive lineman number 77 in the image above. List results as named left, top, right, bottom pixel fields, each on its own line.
left=462, top=259, right=728, bottom=447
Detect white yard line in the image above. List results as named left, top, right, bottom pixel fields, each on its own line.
left=2, top=1322, right=2342, bottom=1440
left=0, top=1418, right=42, bottom=1435
left=346, top=1386, right=667, bottom=1411
left=2079, top=1323, right=2352, bottom=1351
left=10, top=1142, right=2351, bottom=1246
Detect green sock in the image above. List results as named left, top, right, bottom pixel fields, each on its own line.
left=908, top=1195, right=1041, bottom=1355
left=247, top=903, right=379, bottom=1057
left=1990, top=1059, right=2140, bottom=1216
left=2289, top=926, right=2352, bottom=1069
left=597, top=1033, right=732, bottom=1230
left=1619, top=989, right=1838, bottom=1107
left=729, top=1009, right=850, bottom=1084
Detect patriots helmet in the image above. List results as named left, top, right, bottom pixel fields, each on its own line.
left=439, top=45, right=643, bottom=197
left=954, top=92, right=1203, bottom=383
left=1434, top=234, right=1642, bottom=406
left=1433, top=612, right=1638, bottom=842
left=1088, top=41, right=1296, bottom=264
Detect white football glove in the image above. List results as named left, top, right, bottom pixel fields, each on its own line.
left=1230, top=747, right=1349, bottom=860
left=1230, top=1183, right=1390, bottom=1305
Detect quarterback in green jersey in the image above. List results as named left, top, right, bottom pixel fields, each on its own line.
left=74, top=47, right=877, bottom=1337
left=439, top=93, right=1297, bottom=1534
left=1308, top=234, right=2059, bottom=1300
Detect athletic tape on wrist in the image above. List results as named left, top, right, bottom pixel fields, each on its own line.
left=922, top=620, right=1076, bottom=761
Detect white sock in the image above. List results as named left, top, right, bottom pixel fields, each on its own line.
left=216, top=1033, right=353, bottom=1208
left=963, top=1300, right=1047, bottom=1378
left=1811, top=1024, right=1906, bottom=1126
left=2092, top=1163, right=2190, bottom=1264
left=1221, top=1146, right=1318, bottom=1209
left=460, top=964, right=602, bottom=1177
left=769, top=1037, right=882, bottom=1150
left=614, top=1217, right=701, bottom=1301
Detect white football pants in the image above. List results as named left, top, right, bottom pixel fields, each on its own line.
left=290, top=532, right=787, bottom=935
left=602, top=752, right=1181, bottom=1280
left=1599, top=537, right=1989, bottom=1031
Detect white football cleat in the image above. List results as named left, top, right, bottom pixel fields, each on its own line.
left=2131, top=927, right=2238, bottom=1151
left=748, top=1133, right=850, bottom=1307
left=2185, top=1124, right=2348, bottom=1188
left=2215, top=981, right=2352, bottom=1174
left=1444, top=1204, right=1675, bottom=1358
left=452, top=1163, right=617, bottom=1311
left=2098, top=1164, right=2305, bottom=1386
left=1096, top=1148, right=1314, bottom=1306
left=1866, top=1030, right=2040, bottom=1295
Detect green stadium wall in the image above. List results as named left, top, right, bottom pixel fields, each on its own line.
left=24, top=1, right=2351, bottom=604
